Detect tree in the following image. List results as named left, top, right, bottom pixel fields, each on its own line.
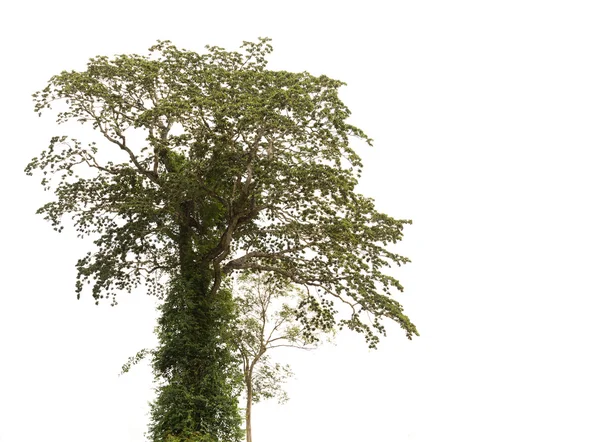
left=231, top=272, right=329, bottom=442
left=26, top=38, right=418, bottom=441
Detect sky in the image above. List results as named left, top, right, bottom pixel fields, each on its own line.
left=1, top=1, right=600, bottom=441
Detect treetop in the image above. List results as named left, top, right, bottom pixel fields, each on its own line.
left=27, top=38, right=417, bottom=346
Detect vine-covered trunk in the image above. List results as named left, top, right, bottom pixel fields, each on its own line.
left=149, top=207, right=243, bottom=442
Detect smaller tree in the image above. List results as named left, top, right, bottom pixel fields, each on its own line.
left=232, top=273, right=331, bottom=442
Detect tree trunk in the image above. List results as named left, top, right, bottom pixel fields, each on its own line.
left=246, top=378, right=253, bottom=442
left=149, top=204, right=243, bottom=441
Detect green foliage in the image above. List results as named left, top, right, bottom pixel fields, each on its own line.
left=150, top=276, right=244, bottom=442
left=120, top=348, right=152, bottom=375
left=232, top=273, right=310, bottom=405
left=250, top=361, right=293, bottom=405
left=164, top=431, right=218, bottom=442
left=27, top=37, right=417, bottom=441
left=231, top=273, right=313, bottom=442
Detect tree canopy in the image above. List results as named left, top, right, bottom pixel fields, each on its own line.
left=27, top=38, right=417, bottom=440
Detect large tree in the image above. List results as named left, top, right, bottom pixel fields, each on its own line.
left=27, top=38, right=418, bottom=441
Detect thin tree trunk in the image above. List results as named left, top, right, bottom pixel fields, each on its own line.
left=246, top=378, right=253, bottom=442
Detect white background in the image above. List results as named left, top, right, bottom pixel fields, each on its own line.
left=2, top=1, right=600, bottom=441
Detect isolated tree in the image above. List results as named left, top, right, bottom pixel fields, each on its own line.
left=231, top=272, right=328, bottom=442
left=26, top=38, right=418, bottom=441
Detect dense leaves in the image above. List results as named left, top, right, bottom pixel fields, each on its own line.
left=150, top=277, right=243, bottom=442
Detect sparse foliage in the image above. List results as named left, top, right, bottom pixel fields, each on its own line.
left=231, top=273, right=329, bottom=442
